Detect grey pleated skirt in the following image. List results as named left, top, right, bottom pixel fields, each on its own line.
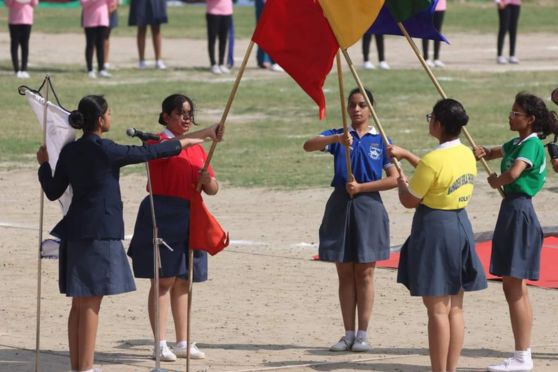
left=59, top=239, right=136, bottom=297
left=319, top=188, right=390, bottom=263
left=490, top=193, right=543, bottom=280
left=397, top=205, right=487, bottom=297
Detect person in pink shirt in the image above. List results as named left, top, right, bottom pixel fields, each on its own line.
left=80, top=0, right=116, bottom=78
left=206, top=0, right=233, bottom=74
left=5, top=0, right=38, bottom=78
left=496, top=0, right=522, bottom=64
left=422, top=0, right=446, bottom=68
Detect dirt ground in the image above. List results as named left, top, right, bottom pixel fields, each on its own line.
left=0, top=32, right=558, bottom=372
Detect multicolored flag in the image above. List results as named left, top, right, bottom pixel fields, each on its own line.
left=368, top=0, right=448, bottom=43
left=318, top=0, right=385, bottom=49
left=252, top=0, right=338, bottom=119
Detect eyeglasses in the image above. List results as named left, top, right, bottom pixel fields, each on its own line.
left=176, top=110, right=193, bottom=120
left=425, top=113, right=433, bottom=122
left=509, top=111, right=527, bottom=118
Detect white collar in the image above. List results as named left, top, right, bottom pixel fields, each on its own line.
left=349, top=126, right=378, bottom=135
left=436, top=138, right=461, bottom=150
left=514, top=132, right=538, bottom=146
left=163, top=128, right=175, bottom=139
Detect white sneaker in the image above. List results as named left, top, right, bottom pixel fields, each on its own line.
left=210, top=64, right=222, bottom=74
left=138, top=60, right=147, bottom=69
left=219, top=64, right=230, bottom=74
left=270, top=63, right=284, bottom=72
left=351, top=337, right=370, bottom=352
left=329, top=336, right=353, bottom=351
left=487, top=357, right=533, bottom=371
left=155, top=59, right=167, bottom=70
left=378, top=61, right=390, bottom=70
left=426, top=59, right=435, bottom=68
left=509, top=56, right=520, bottom=64
left=104, top=62, right=110, bottom=70
left=497, top=56, right=508, bottom=64
left=19, top=70, right=30, bottom=78
left=87, top=70, right=97, bottom=79
left=362, top=61, right=375, bottom=70
left=99, top=69, right=111, bottom=78
left=433, top=59, right=445, bottom=68
left=152, top=344, right=177, bottom=362
left=173, top=342, right=206, bottom=359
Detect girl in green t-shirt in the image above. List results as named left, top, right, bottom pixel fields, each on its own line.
left=474, top=92, right=557, bottom=372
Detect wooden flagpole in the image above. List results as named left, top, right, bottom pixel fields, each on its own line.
left=339, top=49, right=403, bottom=175
left=186, top=248, right=194, bottom=372
left=335, top=51, right=355, bottom=184
left=396, top=23, right=504, bottom=197
left=196, top=41, right=255, bottom=191
left=35, top=75, right=50, bottom=372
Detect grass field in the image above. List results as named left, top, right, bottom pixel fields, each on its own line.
left=1, top=67, right=556, bottom=188
left=0, top=1, right=556, bottom=38
left=0, top=0, right=557, bottom=188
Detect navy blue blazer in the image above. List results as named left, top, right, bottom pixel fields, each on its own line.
left=38, top=133, right=182, bottom=241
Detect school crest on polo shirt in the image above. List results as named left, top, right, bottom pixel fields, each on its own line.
left=369, top=144, right=382, bottom=160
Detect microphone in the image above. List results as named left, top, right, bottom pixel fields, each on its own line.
left=126, top=128, right=160, bottom=142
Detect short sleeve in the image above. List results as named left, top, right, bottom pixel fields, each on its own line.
left=515, top=139, right=539, bottom=168
left=408, top=159, right=437, bottom=199
left=320, top=128, right=339, bottom=154
left=383, top=137, right=394, bottom=169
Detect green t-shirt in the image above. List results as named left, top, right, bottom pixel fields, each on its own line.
left=501, top=134, right=546, bottom=196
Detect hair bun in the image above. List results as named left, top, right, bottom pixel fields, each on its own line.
left=68, top=110, right=85, bottom=129
left=457, top=111, right=469, bottom=127
left=158, top=112, right=166, bottom=125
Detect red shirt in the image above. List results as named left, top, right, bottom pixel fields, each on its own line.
left=147, top=131, right=214, bottom=201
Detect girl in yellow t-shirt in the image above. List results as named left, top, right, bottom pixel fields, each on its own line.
left=389, top=98, right=487, bottom=372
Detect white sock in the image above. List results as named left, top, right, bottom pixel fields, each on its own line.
left=159, top=340, right=168, bottom=348
left=176, top=340, right=187, bottom=349
left=356, top=330, right=368, bottom=340
left=344, top=330, right=355, bottom=341
left=514, top=349, right=532, bottom=362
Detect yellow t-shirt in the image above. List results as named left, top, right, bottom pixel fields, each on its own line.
left=408, top=140, right=477, bottom=210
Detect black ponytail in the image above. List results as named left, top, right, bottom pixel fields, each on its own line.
left=514, top=92, right=558, bottom=139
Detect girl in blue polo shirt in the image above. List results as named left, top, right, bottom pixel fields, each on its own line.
left=474, top=92, right=557, bottom=372
left=303, top=88, right=397, bottom=353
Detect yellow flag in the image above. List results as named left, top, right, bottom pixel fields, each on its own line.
left=318, top=0, right=385, bottom=49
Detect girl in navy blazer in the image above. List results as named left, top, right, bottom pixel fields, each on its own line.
left=36, top=95, right=215, bottom=372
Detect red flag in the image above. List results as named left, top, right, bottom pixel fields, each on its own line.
left=189, top=191, right=229, bottom=256
left=252, top=0, right=339, bottom=119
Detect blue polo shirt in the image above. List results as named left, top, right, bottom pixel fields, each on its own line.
left=322, top=126, right=393, bottom=187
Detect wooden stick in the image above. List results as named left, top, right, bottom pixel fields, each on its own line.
left=396, top=23, right=505, bottom=197
left=340, top=49, right=403, bottom=175
left=186, top=247, right=194, bottom=372
left=335, top=51, right=354, bottom=184
left=35, top=75, right=50, bottom=372
left=196, top=41, right=255, bottom=191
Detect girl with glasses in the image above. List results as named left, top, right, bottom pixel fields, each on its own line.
left=474, top=92, right=557, bottom=372
left=388, top=98, right=487, bottom=372
left=128, top=94, right=223, bottom=362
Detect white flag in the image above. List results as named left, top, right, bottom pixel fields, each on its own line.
left=25, top=89, right=75, bottom=215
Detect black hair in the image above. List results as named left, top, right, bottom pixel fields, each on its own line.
left=432, top=98, right=469, bottom=137
left=514, top=92, right=558, bottom=139
left=68, top=95, right=108, bottom=132
left=158, top=94, right=196, bottom=126
left=348, top=87, right=374, bottom=106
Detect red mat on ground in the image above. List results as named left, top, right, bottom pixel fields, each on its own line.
left=376, top=236, right=558, bottom=289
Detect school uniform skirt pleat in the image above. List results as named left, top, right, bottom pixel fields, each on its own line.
left=59, top=239, right=136, bottom=297
left=490, top=193, right=543, bottom=280
left=319, top=188, right=390, bottom=263
left=397, top=205, right=487, bottom=297
left=128, top=0, right=168, bottom=27
left=128, top=195, right=208, bottom=282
